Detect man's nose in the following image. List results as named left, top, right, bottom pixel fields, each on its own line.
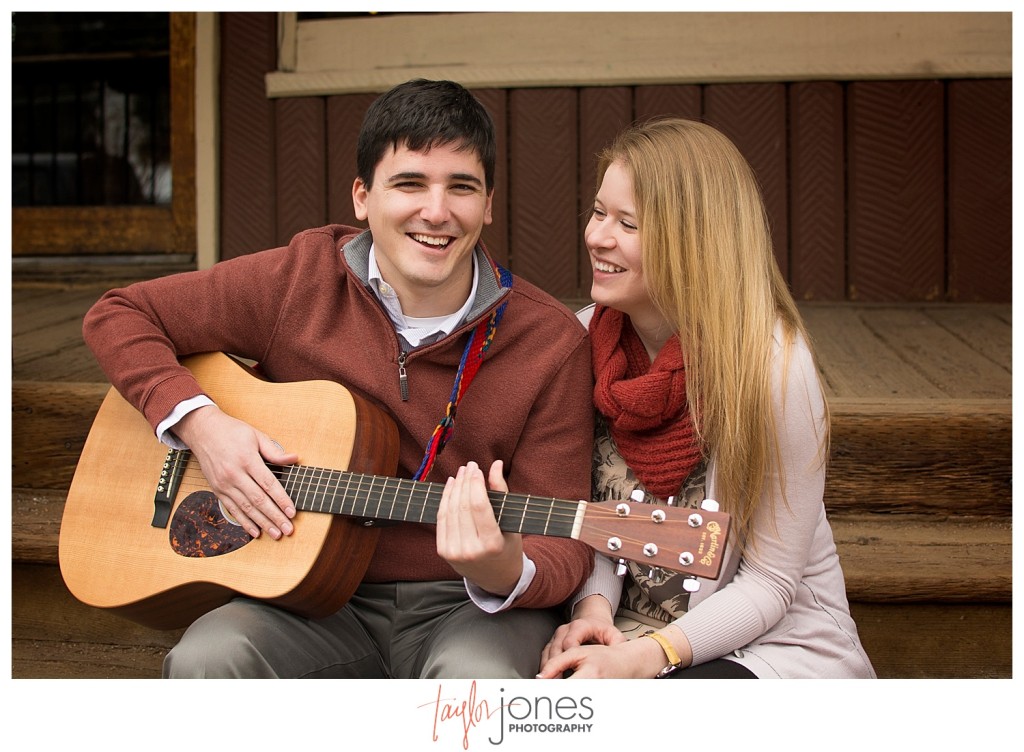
left=419, top=188, right=452, bottom=225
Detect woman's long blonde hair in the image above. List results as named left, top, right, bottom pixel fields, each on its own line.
left=596, top=118, right=827, bottom=540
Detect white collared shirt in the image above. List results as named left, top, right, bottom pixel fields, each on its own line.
left=368, top=243, right=479, bottom=350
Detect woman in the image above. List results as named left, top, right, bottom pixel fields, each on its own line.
left=533, top=118, right=875, bottom=679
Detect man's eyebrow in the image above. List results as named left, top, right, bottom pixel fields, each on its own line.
left=448, top=173, right=484, bottom=185
left=384, top=171, right=483, bottom=186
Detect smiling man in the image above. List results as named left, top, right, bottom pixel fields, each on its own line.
left=82, top=79, right=595, bottom=679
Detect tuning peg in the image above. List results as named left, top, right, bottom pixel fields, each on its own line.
left=683, top=577, right=701, bottom=593
left=648, top=567, right=668, bottom=585
left=701, top=498, right=720, bottom=512
left=615, top=558, right=628, bottom=576
left=630, top=488, right=646, bottom=503
left=666, top=495, right=677, bottom=506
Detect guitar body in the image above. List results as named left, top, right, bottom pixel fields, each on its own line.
left=58, top=353, right=400, bottom=630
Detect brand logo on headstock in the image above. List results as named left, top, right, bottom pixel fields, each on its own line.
left=700, top=520, right=722, bottom=567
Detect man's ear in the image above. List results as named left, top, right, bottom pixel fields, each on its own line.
left=352, top=177, right=369, bottom=221
left=483, top=188, right=494, bottom=226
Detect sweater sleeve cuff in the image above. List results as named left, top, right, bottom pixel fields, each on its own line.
left=465, top=554, right=536, bottom=613
left=156, top=395, right=216, bottom=448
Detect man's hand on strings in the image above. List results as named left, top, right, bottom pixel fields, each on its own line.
left=436, top=460, right=524, bottom=596
left=175, top=404, right=299, bottom=540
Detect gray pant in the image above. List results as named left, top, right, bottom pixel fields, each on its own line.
left=163, top=580, right=560, bottom=679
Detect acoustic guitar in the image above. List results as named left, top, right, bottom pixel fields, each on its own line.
left=58, top=352, right=730, bottom=630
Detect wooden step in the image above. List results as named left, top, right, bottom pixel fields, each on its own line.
left=14, top=487, right=1011, bottom=604
left=826, top=398, right=1010, bottom=515
left=7, top=562, right=999, bottom=679
left=12, top=563, right=182, bottom=679
left=12, top=506, right=1012, bottom=679
left=13, top=381, right=1012, bottom=511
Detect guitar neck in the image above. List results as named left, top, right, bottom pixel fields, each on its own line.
left=274, top=464, right=584, bottom=539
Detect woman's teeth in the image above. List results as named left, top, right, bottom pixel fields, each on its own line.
left=594, top=260, right=625, bottom=273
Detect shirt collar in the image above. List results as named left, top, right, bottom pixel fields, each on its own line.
left=367, top=243, right=479, bottom=348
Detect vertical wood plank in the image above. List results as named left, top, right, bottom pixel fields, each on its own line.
left=789, top=82, right=846, bottom=301
left=847, top=81, right=945, bottom=301
left=704, top=83, right=789, bottom=277
left=473, top=88, right=510, bottom=268
left=578, top=87, right=633, bottom=303
left=634, top=84, right=701, bottom=123
left=948, top=79, right=1011, bottom=302
left=275, top=97, right=326, bottom=246
left=509, top=88, right=578, bottom=297
left=326, top=93, right=377, bottom=229
left=219, top=13, right=278, bottom=260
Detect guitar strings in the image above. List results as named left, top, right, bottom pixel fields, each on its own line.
left=166, top=464, right=588, bottom=526
left=165, top=463, right=706, bottom=568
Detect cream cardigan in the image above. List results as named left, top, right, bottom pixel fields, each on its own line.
left=574, top=305, right=876, bottom=678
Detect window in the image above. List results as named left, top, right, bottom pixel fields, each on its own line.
left=12, top=12, right=171, bottom=207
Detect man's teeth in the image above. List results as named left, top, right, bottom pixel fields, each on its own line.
left=594, top=260, right=626, bottom=273
left=411, top=233, right=450, bottom=248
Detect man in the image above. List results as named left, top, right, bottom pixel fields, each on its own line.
left=82, top=79, right=594, bottom=678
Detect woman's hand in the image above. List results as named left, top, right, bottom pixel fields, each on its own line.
left=539, top=616, right=694, bottom=679
left=538, top=637, right=668, bottom=679
left=540, top=594, right=625, bottom=668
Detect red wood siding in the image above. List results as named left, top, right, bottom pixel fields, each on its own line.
left=789, top=82, right=846, bottom=301
left=947, top=79, right=1012, bottom=302
left=705, top=83, right=790, bottom=278
left=848, top=81, right=946, bottom=301
left=219, top=14, right=277, bottom=260
left=218, top=14, right=1011, bottom=303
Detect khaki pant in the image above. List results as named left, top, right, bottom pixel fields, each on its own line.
left=163, top=580, right=560, bottom=679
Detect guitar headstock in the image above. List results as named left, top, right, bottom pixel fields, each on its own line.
left=577, top=496, right=730, bottom=580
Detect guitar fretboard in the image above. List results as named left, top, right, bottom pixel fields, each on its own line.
left=273, top=464, right=583, bottom=538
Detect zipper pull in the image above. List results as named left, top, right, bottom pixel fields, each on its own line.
left=397, top=351, right=409, bottom=401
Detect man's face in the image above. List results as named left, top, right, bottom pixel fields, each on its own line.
left=353, top=141, right=493, bottom=318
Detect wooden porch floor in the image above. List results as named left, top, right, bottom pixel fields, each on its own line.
left=12, top=281, right=1013, bottom=401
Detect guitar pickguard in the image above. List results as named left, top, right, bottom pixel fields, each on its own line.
left=169, top=490, right=253, bottom=558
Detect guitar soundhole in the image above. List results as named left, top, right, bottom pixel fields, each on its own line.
left=169, top=490, right=253, bottom=558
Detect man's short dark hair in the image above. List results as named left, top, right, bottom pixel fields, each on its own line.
left=356, top=79, right=496, bottom=190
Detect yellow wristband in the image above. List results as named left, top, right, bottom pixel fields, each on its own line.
left=642, top=630, right=681, bottom=669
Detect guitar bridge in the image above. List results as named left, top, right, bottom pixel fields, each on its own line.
left=153, top=448, right=190, bottom=528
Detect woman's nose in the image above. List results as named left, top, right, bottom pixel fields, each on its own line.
left=586, top=218, right=614, bottom=249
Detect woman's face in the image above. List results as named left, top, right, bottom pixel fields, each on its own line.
left=586, top=161, right=659, bottom=322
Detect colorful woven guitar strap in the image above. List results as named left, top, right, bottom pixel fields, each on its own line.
left=413, top=262, right=513, bottom=481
